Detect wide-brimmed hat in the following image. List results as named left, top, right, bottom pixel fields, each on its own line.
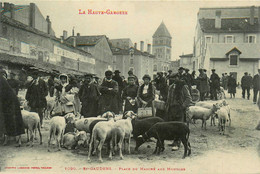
left=185, top=68, right=190, bottom=72
left=178, top=67, right=185, bottom=71
left=114, top=70, right=121, bottom=74
left=142, top=74, right=151, bottom=80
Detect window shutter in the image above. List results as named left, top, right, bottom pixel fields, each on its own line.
left=246, top=36, right=248, bottom=43
left=233, top=36, right=235, bottom=43
left=224, top=36, right=226, bottom=43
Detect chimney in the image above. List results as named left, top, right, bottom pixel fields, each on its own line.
left=46, top=15, right=51, bottom=34
left=60, top=36, right=64, bottom=43
left=250, top=6, right=255, bottom=25
left=140, top=41, right=144, bottom=52
left=77, top=33, right=80, bottom=37
left=63, top=30, right=68, bottom=40
left=10, top=4, right=15, bottom=19
left=29, top=3, right=36, bottom=28
left=147, top=44, right=151, bottom=54
left=72, top=37, right=76, bottom=47
left=134, top=43, right=137, bottom=49
left=4, top=2, right=10, bottom=12
left=215, top=10, right=221, bottom=29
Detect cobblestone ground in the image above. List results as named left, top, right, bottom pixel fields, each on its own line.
left=0, top=89, right=260, bottom=174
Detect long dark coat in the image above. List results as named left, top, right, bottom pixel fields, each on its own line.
left=210, top=73, right=220, bottom=90
left=0, top=76, right=25, bottom=136
left=227, top=76, right=237, bottom=93
left=122, top=84, right=138, bottom=113
left=99, top=79, right=119, bottom=114
left=197, top=73, right=209, bottom=93
left=25, top=78, right=48, bottom=109
left=78, top=82, right=100, bottom=117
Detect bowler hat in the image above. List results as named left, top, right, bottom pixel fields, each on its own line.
left=211, top=69, right=216, bottom=71
left=185, top=68, right=190, bottom=72
left=142, top=74, right=151, bottom=81
left=178, top=67, right=185, bottom=71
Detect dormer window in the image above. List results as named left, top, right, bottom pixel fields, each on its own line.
left=229, top=54, right=238, bottom=66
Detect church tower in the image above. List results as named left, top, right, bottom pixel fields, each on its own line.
left=152, top=21, right=172, bottom=73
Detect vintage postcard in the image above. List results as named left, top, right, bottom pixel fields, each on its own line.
left=0, top=0, right=260, bottom=173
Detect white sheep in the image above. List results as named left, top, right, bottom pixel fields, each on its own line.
left=63, top=131, right=90, bottom=150
left=195, top=102, right=220, bottom=126
left=21, top=109, right=42, bottom=147
left=187, top=105, right=218, bottom=130
left=87, top=111, right=116, bottom=163
left=113, top=111, right=135, bottom=159
left=73, top=117, right=107, bottom=133
left=216, top=107, right=229, bottom=135
left=47, top=113, right=75, bottom=152
left=221, top=100, right=231, bottom=126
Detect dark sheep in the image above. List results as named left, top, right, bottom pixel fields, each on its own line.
left=132, top=117, right=164, bottom=151
left=136, top=121, right=191, bottom=159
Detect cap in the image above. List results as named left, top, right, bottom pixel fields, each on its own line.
left=185, top=68, right=190, bottom=72
left=178, top=67, right=185, bottom=71
left=211, top=69, right=216, bottom=71
left=142, top=74, right=151, bottom=81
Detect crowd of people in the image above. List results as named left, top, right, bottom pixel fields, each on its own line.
left=1, top=66, right=260, bottom=150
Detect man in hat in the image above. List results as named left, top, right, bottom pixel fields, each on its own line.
left=241, top=72, right=252, bottom=99
left=165, top=73, right=192, bottom=150
left=47, top=74, right=55, bottom=97
left=128, top=70, right=139, bottom=86
left=112, top=70, right=124, bottom=113
left=210, top=69, right=220, bottom=100
left=154, top=72, right=168, bottom=101
left=177, top=67, right=185, bottom=80
left=183, top=68, right=193, bottom=92
left=25, top=70, right=48, bottom=127
left=166, top=70, right=174, bottom=85
left=197, top=68, right=208, bottom=101
left=253, top=69, right=260, bottom=104
left=99, top=70, right=119, bottom=114
left=78, top=73, right=100, bottom=117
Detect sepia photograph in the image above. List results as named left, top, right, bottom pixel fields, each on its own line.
left=0, top=0, right=260, bottom=173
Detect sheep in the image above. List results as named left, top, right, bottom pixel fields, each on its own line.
left=87, top=111, right=116, bottom=163
left=47, top=113, right=75, bottom=152
left=132, top=116, right=164, bottom=151
left=195, top=102, right=220, bottom=126
left=62, top=131, right=90, bottom=150
left=215, top=107, right=229, bottom=135
left=21, top=110, right=42, bottom=146
left=186, top=105, right=218, bottom=130
left=44, top=97, right=55, bottom=120
left=73, top=117, right=106, bottom=133
left=136, top=121, right=191, bottom=159
left=113, top=111, right=136, bottom=159
left=221, top=100, right=231, bottom=126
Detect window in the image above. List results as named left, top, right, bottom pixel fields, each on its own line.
left=247, top=35, right=256, bottom=43
left=160, top=40, right=163, bottom=44
left=230, top=55, right=238, bottom=66
left=205, top=36, right=212, bottom=47
left=225, top=35, right=234, bottom=43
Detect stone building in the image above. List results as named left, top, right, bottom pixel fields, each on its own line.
left=66, top=35, right=113, bottom=77
left=152, top=21, right=172, bottom=75
left=0, top=2, right=95, bottom=79
left=109, top=38, right=133, bottom=50
left=179, top=53, right=193, bottom=71
left=111, top=44, right=155, bottom=80
left=193, top=6, right=260, bottom=80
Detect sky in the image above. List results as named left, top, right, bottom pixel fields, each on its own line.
left=3, top=0, right=260, bottom=60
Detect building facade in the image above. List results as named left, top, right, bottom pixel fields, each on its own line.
left=193, top=6, right=260, bottom=80
left=152, top=22, right=172, bottom=75
left=0, top=2, right=95, bottom=78
left=109, top=38, right=133, bottom=50
left=179, top=53, right=193, bottom=71
left=111, top=46, right=155, bottom=80
left=66, top=35, right=113, bottom=77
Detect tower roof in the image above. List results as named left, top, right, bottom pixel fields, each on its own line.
left=153, top=21, right=172, bottom=38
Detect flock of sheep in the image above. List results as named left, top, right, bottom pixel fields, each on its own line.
left=19, top=98, right=231, bottom=163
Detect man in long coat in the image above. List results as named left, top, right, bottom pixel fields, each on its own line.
left=197, top=69, right=208, bottom=101
left=253, top=69, right=260, bottom=104
left=78, top=73, right=100, bottom=117
left=210, top=69, right=220, bottom=100
left=0, top=69, right=24, bottom=144
left=99, top=70, right=119, bottom=114
left=25, top=71, right=48, bottom=126
left=241, top=72, right=252, bottom=100
left=112, top=70, right=124, bottom=113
